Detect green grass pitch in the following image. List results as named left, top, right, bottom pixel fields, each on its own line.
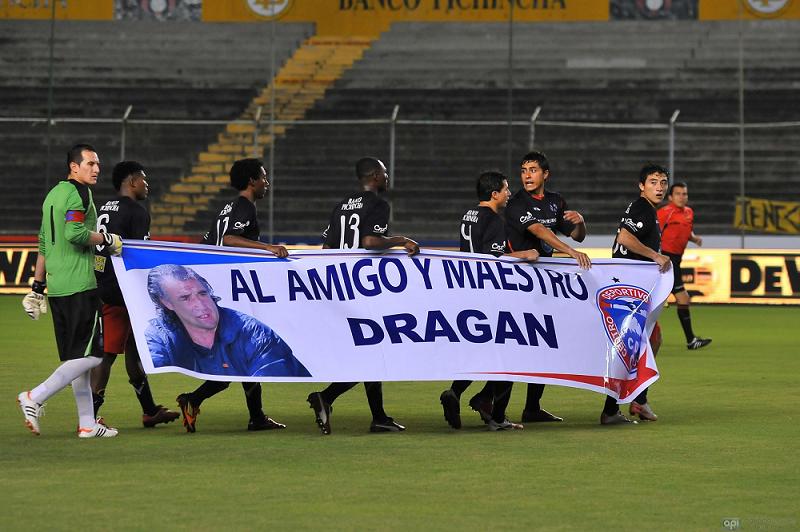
left=1, top=295, right=798, bottom=531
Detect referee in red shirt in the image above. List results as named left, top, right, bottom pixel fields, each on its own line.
left=657, top=182, right=712, bottom=350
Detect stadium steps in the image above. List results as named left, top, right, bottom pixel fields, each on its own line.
left=150, top=36, right=375, bottom=235
left=0, top=19, right=314, bottom=234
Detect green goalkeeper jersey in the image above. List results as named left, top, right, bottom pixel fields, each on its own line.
left=38, top=179, right=98, bottom=297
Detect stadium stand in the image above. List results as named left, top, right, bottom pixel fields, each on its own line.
left=262, top=20, right=800, bottom=239
left=0, top=19, right=313, bottom=232
left=2, top=19, right=798, bottom=240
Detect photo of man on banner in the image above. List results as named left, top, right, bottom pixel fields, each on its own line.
left=144, top=264, right=310, bottom=378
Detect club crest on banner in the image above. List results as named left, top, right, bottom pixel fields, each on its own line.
left=596, top=285, right=651, bottom=374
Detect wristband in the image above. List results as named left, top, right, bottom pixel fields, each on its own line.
left=32, top=280, right=47, bottom=294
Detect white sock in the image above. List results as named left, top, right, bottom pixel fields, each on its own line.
left=72, top=370, right=97, bottom=429
left=30, top=357, right=102, bottom=404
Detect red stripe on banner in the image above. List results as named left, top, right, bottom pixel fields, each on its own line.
left=477, top=350, right=658, bottom=400
left=65, top=210, right=85, bottom=222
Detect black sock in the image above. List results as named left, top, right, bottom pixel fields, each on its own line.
left=191, top=380, right=230, bottom=407
left=491, top=382, right=513, bottom=422
left=130, top=377, right=159, bottom=416
left=524, top=383, right=545, bottom=412
left=450, top=380, right=472, bottom=398
left=634, top=388, right=648, bottom=405
left=475, top=381, right=493, bottom=402
left=677, top=305, right=695, bottom=342
left=364, top=382, right=388, bottom=421
left=603, top=395, right=619, bottom=416
left=242, top=382, right=263, bottom=420
left=321, top=382, right=358, bottom=405
left=92, top=392, right=105, bottom=417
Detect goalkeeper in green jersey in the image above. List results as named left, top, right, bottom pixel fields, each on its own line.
left=17, top=144, right=124, bottom=438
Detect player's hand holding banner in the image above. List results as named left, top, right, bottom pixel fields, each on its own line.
left=112, top=241, right=673, bottom=403
left=101, top=232, right=123, bottom=256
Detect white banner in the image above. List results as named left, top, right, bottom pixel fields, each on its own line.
left=112, top=241, right=672, bottom=402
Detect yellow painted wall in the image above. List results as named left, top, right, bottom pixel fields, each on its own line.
left=203, top=0, right=609, bottom=36
left=0, top=0, right=112, bottom=20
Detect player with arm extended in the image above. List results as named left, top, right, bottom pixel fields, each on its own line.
left=439, top=170, right=539, bottom=430
left=306, top=157, right=419, bottom=435
left=658, top=182, right=711, bottom=350
left=503, top=150, right=590, bottom=424
left=602, top=163, right=672, bottom=425
left=174, top=158, right=289, bottom=433
left=91, top=161, right=180, bottom=428
left=18, top=143, right=123, bottom=438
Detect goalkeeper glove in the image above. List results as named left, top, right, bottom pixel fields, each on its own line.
left=22, top=280, right=47, bottom=320
left=101, top=232, right=123, bottom=256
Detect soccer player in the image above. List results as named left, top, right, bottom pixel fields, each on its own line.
left=18, top=143, right=123, bottom=438
left=306, top=157, right=419, bottom=435
left=439, top=170, right=539, bottom=431
left=175, top=158, right=289, bottom=433
left=602, top=163, right=672, bottom=424
left=91, top=161, right=179, bottom=428
left=504, top=150, right=591, bottom=424
left=658, top=182, right=712, bottom=350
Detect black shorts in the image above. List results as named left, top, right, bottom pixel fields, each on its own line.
left=664, top=252, right=684, bottom=294
left=49, top=289, right=104, bottom=361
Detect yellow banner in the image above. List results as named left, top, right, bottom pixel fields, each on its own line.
left=0, top=0, right=112, bottom=20
left=4, top=243, right=798, bottom=304
left=580, top=248, right=800, bottom=305
left=0, top=245, right=38, bottom=294
left=700, top=0, right=800, bottom=20
left=203, top=0, right=609, bottom=36
left=734, top=196, right=800, bottom=235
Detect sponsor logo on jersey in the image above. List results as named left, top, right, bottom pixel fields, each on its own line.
left=490, top=242, right=506, bottom=253
left=342, top=197, right=363, bottom=210
left=100, top=200, right=120, bottom=212
left=233, top=221, right=251, bottom=230
left=520, top=212, right=535, bottom=224
left=596, top=285, right=651, bottom=374
left=373, top=224, right=388, bottom=234
left=623, top=218, right=642, bottom=231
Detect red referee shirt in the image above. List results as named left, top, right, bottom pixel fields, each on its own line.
left=657, top=203, right=694, bottom=255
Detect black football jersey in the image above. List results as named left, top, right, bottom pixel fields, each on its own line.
left=612, top=197, right=660, bottom=262
left=504, top=189, right=575, bottom=256
left=202, top=196, right=260, bottom=246
left=95, top=196, right=150, bottom=305
left=460, top=206, right=506, bottom=257
left=322, top=190, right=390, bottom=249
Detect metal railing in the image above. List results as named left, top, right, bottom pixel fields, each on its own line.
left=3, top=109, right=800, bottom=242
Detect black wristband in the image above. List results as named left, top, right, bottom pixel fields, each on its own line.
left=32, top=280, right=46, bottom=294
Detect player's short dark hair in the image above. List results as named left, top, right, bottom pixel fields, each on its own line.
left=355, top=157, right=383, bottom=181
left=147, top=264, right=220, bottom=328
left=112, top=161, right=145, bottom=191
left=229, top=158, right=264, bottom=191
left=520, top=150, right=550, bottom=173
left=639, top=163, right=669, bottom=184
left=668, top=181, right=687, bottom=196
left=66, top=143, right=96, bottom=172
left=476, top=171, right=507, bottom=201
